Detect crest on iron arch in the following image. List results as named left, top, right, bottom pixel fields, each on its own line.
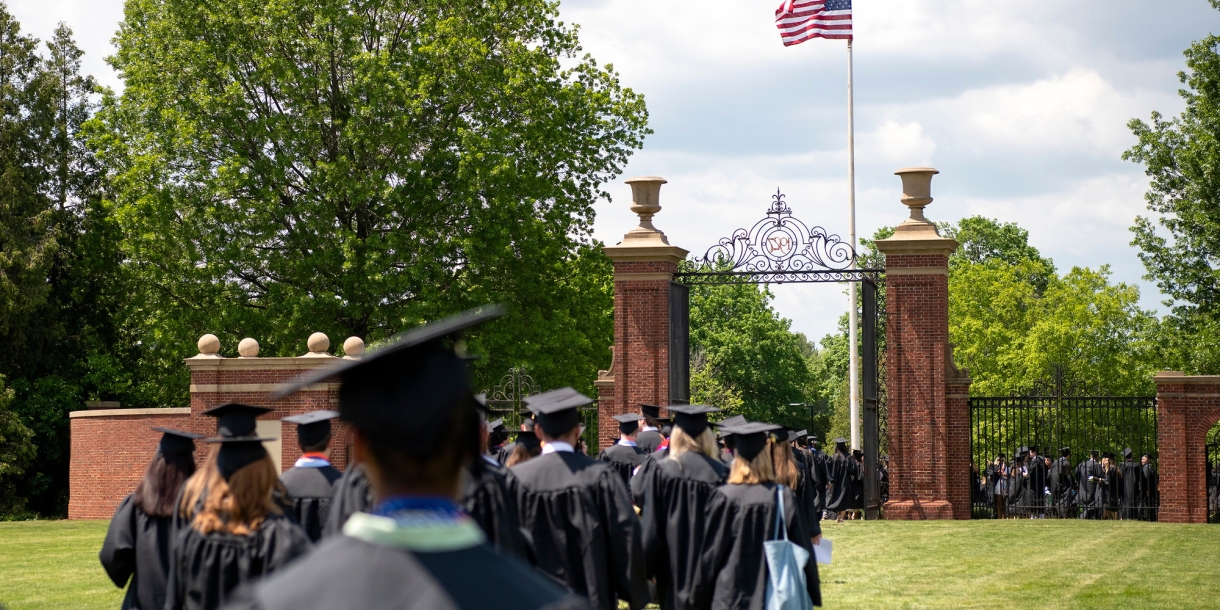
left=693, top=189, right=858, bottom=273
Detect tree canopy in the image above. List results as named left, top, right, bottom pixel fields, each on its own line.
left=1125, top=8, right=1220, bottom=374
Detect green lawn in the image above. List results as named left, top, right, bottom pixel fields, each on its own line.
left=3, top=519, right=1220, bottom=609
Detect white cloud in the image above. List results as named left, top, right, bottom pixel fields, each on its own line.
left=858, top=120, right=935, bottom=165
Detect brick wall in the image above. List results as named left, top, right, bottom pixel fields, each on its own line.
left=69, top=352, right=344, bottom=520
left=876, top=235, right=969, bottom=520
left=1155, top=372, right=1220, bottom=523
left=69, top=409, right=193, bottom=520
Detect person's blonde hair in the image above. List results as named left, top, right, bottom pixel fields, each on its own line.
left=770, top=437, right=799, bottom=488
left=180, top=447, right=283, bottom=535
left=727, top=440, right=776, bottom=485
left=667, top=426, right=719, bottom=460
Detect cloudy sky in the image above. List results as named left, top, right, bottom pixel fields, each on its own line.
left=9, top=0, right=1220, bottom=342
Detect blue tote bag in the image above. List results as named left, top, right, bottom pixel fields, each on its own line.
left=764, top=485, right=813, bottom=610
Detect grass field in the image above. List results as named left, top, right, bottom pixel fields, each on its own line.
left=3, top=518, right=1220, bottom=609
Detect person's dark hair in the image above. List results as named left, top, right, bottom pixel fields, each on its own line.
left=489, top=428, right=510, bottom=447
left=300, top=433, right=331, bottom=454
left=367, top=398, right=480, bottom=492
left=132, top=450, right=197, bottom=518
left=644, top=415, right=661, bottom=430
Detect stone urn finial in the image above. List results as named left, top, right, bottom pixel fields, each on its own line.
left=895, top=167, right=939, bottom=223
left=621, top=176, right=672, bottom=245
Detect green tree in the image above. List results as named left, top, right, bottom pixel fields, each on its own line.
left=96, top=0, right=647, bottom=399
left=1125, top=8, right=1220, bottom=374
left=687, top=279, right=813, bottom=427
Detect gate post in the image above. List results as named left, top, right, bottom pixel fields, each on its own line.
left=874, top=168, right=971, bottom=520
left=600, top=177, right=688, bottom=451
left=1154, top=371, right=1220, bottom=523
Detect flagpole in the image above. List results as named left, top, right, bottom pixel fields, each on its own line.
left=847, top=38, right=860, bottom=452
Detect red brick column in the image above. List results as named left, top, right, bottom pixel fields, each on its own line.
left=875, top=167, right=969, bottom=520
left=1155, top=371, right=1220, bottom=523
left=599, top=177, right=687, bottom=451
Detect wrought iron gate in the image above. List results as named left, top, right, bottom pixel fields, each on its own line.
left=969, top=369, right=1157, bottom=520
left=672, top=189, right=887, bottom=518
left=482, top=367, right=599, bottom=451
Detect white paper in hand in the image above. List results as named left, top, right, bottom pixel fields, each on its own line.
left=813, top=538, right=832, bottom=565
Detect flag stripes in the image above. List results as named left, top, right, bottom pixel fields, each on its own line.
left=775, top=0, right=852, bottom=46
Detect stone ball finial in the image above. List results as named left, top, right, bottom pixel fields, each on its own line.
left=237, top=337, right=260, bottom=358
left=197, top=334, right=221, bottom=356
left=307, top=332, right=330, bottom=354
left=342, top=336, right=365, bottom=359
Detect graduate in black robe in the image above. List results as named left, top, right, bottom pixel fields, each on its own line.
left=225, top=307, right=588, bottom=610
left=715, top=416, right=746, bottom=467
left=1048, top=448, right=1074, bottom=518
left=1140, top=454, right=1158, bottom=521
left=1008, top=454, right=1027, bottom=516
left=320, top=461, right=373, bottom=537
left=598, top=413, right=649, bottom=487
left=1024, top=446, right=1047, bottom=516
left=100, top=428, right=202, bottom=610
left=488, top=418, right=509, bottom=456
left=824, top=439, right=859, bottom=522
left=278, top=411, right=343, bottom=542
left=1119, top=448, right=1141, bottom=520
left=700, top=422, right=820, bottom=609
left=636, top=404, right=665, bottom=454
left=499, top=416, right=544, bottom=467
left=165, top=403, right=312, bottom=610
left=512, top=388, right=649, bottom=610
left=638, top=405, right=728, bottom=610
left=461, top=394, right=528, bottom=559
left=1075, top=450, right=1104, bottom=519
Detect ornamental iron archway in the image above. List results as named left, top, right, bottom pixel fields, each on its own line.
left=482, top=367, right=598, bottom=451
left=673, top=189, right=886, bottom=519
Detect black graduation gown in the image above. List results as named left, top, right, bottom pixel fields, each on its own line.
left=823, top=453, right=859, bottom=512
left=847, top=460, right=865, bottom=510
left=221, top=534, right=591, bottom=610
left=164, top=514, right=311, bottom=610
left=1025, top=456, right=1047, bottom=507
left=511, top=451, right=649, bottom=610
left=1048, top=457, right=1074, bottom=516
left=1008, top=466, right=1027, bottom=513
left=701, top=483, right=821, bottom=609
left=278, top=465, right=343, bottom=543
left=637, top=430, right=664, bottom=454
left=791, top=459, right=820, bottom=528
left=462, top=457, right=528, bottom=559
left=1075, top=459, right=1103, bottom=517
left=1141, top=463, right=1158, bottom=520
left=1119, top=460, right=1140, bottom=518
left=99, top=494, right=177, bottom=610
left=630, top=448, right=669, bottom=508
left=597, top=443, right=649, bottom=488
left=497, top=441, right=521, bottom=466
left=322, top=463, right=374, bottom=537
left=808, top=452, right=828, bottom=514
left=639, top=451, right=728, bottom=610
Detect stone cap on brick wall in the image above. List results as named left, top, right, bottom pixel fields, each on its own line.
left=1155, top=371, right=1220, bottom=385
left=71, top=407, right=191, bottom=418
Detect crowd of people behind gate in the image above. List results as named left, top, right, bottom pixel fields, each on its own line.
left=972, top=445, right=1159, bottom=520
left=96, top=307, right=841, bottom=610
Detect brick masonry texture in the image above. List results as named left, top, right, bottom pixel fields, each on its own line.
left=881, top=251, right=971, bottom=520
left=1154, top=378, right=1220, bottom=523
left=70, top=358, right=343, bottom=520
left=600, top=259, right=678, bottom=451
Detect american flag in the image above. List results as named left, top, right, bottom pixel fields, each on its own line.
left=775, top=0, right=852, bottom=46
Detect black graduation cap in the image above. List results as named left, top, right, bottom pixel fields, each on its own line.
left=667, top=404, right=720, bottom=437
left=524, top=387, right=591, bottom=437
left=718, top=422, right=781, bottom=461
left=1090, top=449, right=1100, bottom=457
left=612, top=412, right=643, bottom=435
left=1122, top=447, right=1133, bottom=458
left=1060, top=447, right=1071, bottom=456
left=282, top=410, right=339, bottom=449
left=714, top=415, right=748, bottom=434
left=488, top=418, right=505, bottom=431
left=151, top=427, right=203, bottom=457
left=204, top=403, right=273, bottom=438
left=1028, top=446, right=1039, bottom=454
left=1019, top=446, right=1029, bottom=456
left=640, top=404, right=662, bottom=420
left=515, top=429, right=541, bottom=452
left=206, top=437, right=273, bottom=480
left=273, top=306, right=504, bottom=460
left=834, top=437, right=849, bottom=454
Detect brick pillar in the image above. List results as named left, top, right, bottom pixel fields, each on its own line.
left=875, top=168, right=969, bottom=520
left=599, top=177, right=687, bottom=451
left=1154, top=371, right=1220, bottom=523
